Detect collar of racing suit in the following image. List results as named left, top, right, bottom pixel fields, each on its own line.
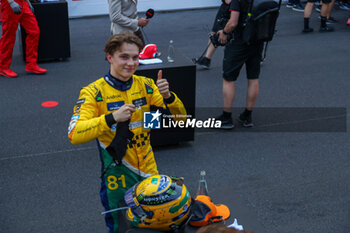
left=104, top=72, right=133, bottom=91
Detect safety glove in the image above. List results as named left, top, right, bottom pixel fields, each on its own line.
left=9, top=1, right=22, bottom=14
left=106, top=120, right=134, bottom=165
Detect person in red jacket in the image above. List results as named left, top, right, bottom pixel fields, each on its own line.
left=0, top=0, right=47, bottom=78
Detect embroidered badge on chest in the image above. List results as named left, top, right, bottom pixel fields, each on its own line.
left=132, top=97, right=147, bottom=109
left=145, top=84, right=153, bottom=94
left=76, top=98, right=85, bottom=105
left=95, top=91, right=103, bottom=102
left=107, top=101, right=125, bottom=111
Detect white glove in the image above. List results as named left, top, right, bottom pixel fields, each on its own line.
left=228, top=218, right=244, bottom=231
left=9, top=1, right=22, bottom=14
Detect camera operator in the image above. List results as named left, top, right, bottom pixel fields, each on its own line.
left=215, top=0, right=264, bottom=129
left=193, top=0, right=231, bottom=69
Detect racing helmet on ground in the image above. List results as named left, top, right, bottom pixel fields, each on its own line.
left=125, top=175, right=192, bottom=231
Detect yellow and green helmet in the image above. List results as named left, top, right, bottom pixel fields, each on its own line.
left=124, top=175, right=192, bottom=231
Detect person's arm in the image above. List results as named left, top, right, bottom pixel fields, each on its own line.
left=68, top=87, right=111, bottom=144
left=218, top=10, right=240, bottom=44
left=25, top=0, right=34, bottom=13
left=68, top=84, right=137, bottom=145
left=152, top=70, right=187, bottom=121
left=223, top=10, right=240, bottom=34
left=155, top=70, right=171, bottom=99
left=108, top=0, right=140, bottom=31
left=7, top=0, right=22, bottom=14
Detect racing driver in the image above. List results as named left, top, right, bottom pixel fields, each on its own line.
left=68, top=33, right=186, bottom=233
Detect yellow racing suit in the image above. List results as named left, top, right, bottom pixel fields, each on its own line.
left=68, top=72, right=186, bottom=233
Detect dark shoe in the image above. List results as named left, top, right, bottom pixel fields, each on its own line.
left=194, top=56, right=211, bottom=69
left=215, top=114, right=234, bottom=129
left=292, top=4, right=304, bottom=12
left=302, top=27, right=314, bottom=33
left=318, top=16, right=338, bottom=24
left=237, top=112, right=254, bottom=128
left=25, top=64, right=47, bottom=74
left=0, top=68, right=18, bottom=78
left=327, top=16, right=338, bottom=24
left=338, top=2, right=350, bottom=10
left=316, top=5, right=321, bottom=12
left=286, top=2, right=293, bottom=8
left=319, top=26, right=334, bottom=32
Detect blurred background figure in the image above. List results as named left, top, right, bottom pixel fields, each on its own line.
left=193, top=0, right=231, bottom=69
left=0, top=0, right=47, bottom=78
left=286, top=0, right=305, bottom=12
left=302, top=0, right=335, bottom=33
left=108, top=0, right=150, bottom=46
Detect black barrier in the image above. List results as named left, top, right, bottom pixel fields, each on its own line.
left=21, top=0, right=70, bottom=61
left=135, top=48, right=196, bottom=146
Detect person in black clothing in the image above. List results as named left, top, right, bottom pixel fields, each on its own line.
left=194, top=0, right=231, bottom=69
left=303, top=0, right=334, bottom=32
left=215, top=0, right=264, bottom=129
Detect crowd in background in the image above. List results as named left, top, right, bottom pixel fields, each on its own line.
left=285, top=0, right=350, bottom=31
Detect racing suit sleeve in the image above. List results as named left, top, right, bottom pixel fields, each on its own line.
left=108, top=0, right=139, bottom=32
left=148, top=79, right=187, bottom=122
left=68, top=87, right=112, bottom=145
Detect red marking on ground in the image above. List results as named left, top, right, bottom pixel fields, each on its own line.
left=41, top=101, right=59, bottom=108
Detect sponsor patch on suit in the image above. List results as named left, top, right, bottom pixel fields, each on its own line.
left=76, top=99, right=85, bottom=104
left=107, top=101, right=125, bottom=111
left=132, top=97, right=147, bottom=109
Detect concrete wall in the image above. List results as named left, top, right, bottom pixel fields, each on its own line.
left=67, top=0, right=219, bottom=18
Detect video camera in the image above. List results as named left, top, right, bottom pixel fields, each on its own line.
left=209, top=16, right=233, bottom=47
left=210, top=32, right=233, bottom=47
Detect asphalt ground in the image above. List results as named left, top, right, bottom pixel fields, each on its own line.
left=1, top=5, right=350, bottom=233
